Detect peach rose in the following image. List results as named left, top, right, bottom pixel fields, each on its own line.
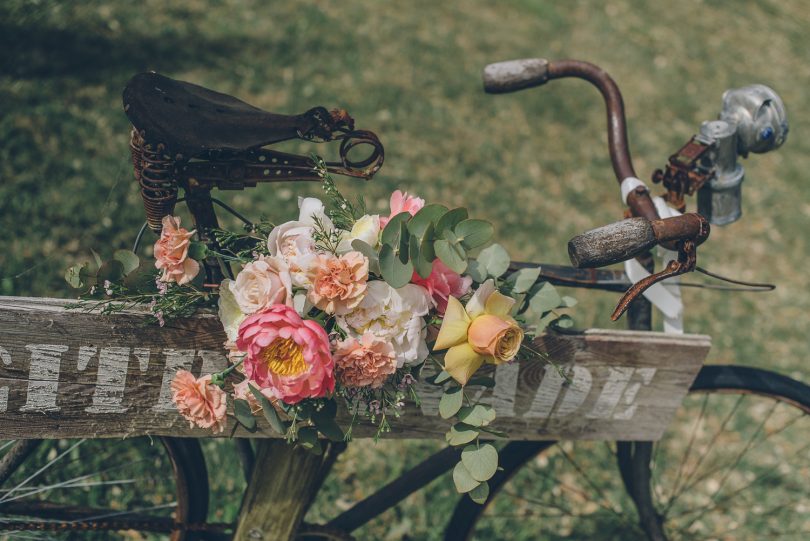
left=229, top=255, right=293, bottom=314
left=171, top=370, right=227, bottom=433
left=379, top=190, right=425, bottom=227
left=154, top=215, right=200, bottom=285
left=333, top=333, right=397, bottom=389
left=306, top=251, right=369, bottom=315
left=467, top=314, right=523, bottom=364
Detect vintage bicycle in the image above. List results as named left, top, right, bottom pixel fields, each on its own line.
left=0, top=57, right=805, bottom=541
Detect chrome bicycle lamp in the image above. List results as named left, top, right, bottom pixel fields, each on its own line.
left=696, top=84, right=789, bottom=225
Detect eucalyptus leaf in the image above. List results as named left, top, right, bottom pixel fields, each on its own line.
left=461, top=444, right=498, bottom=482
left=561, top=295, right=578, bottom=308
left=535, top=311, right=559, bottom=334
left=381, top=212, right=411, bottom=246
left=233, top=399, right=257, bottom=432
left=419, top=223, right=437, bottom=261
left=507, top=266, right=541, bottom=294
left=439, top=387, right=464, bottom=419
left=408, top=204, right=448, bottom=238
left=466, top=376, right=496, bottom=388
left=380, top=244, right=414, bottom=288
left=413, top=237, right=434, bottom=278
left=297, top=427, right=322, bottom=455
left=468, top=481, right=490, bottom=504
left=455, top=219, right=494, bottom=250
left=113, top=250, right=140, bottom=275
left=311, top=410, right=345, bottom=441
left=446, top=423, right=480, bottom=446
left=477, top=243, right=510, bottom=278
left=432, top=370, right=453, bottom=385
left=435, top=208, right=469, bottom=234
left=529, top=282, right=562, bottom=314
left=187, top=241, right=208, bottom=261
left=434, top=239, right=467, bottom=274
left=398, top=222, right=410, bottom=263
left=351, top=239, right=381, bottom=275
left=453, top=461, right=481, bottom=494
left=96, top=259, right=125, bottom=282
left=65, top=264, right=85, bottom=289
left=249, top=386, right=286, bottom=435
left=553, top=314, right=575, bottom=329
left=466, top=260, right=488, bottom=283
left=457, top=404, right=496, bottom=427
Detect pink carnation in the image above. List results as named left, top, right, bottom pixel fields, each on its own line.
left=171, top=370, right=228, bottom=433
left=154, top=215, right=200, bottom=285
left=379, top=190, right=425, bottom=227
left=306, top=251, right=369, bottom=315
left=411, top=259, right=472, bottom=314
left=333, top=333, right=397, bottom=389
left=236, top=305, right=335, bottom=404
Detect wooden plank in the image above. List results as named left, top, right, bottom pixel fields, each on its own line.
left=0, top=297, right=710, bottom=441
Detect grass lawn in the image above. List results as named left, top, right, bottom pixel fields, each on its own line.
left=2, top=1, right=809, bottom=539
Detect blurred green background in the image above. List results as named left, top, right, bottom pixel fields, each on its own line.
left=1, top=0, right=808, bottom=539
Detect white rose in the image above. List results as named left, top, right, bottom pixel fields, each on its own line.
left=229, top=255, right=293, bottom=314
left=338, top=281, right=431, bottom=367
left=266, top=221, right=317, bottom=287
left=218, top=279, right=246, bottom=342
left=337, top=214, right=381, bottom=254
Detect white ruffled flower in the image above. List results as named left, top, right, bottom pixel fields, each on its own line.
left=338, top=281, right=431, bottom=367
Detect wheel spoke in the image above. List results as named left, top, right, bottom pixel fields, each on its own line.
left=0, top=440, right=85, bottom=504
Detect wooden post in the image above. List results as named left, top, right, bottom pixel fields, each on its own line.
left=233, top=440, right=338, bottom=541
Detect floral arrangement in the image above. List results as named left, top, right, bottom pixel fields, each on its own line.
left=66, top=159, right=575, bottom=501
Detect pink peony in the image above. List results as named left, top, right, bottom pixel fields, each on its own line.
left=236, top=305, right=335, bottom=404
left=333, top=333, right=397, bottom=389
left=411, top=259, right=472, bottom=314
left=171, top=370, right=228, bottom=433
left=229, top=255, right=293, bottom=314
left=379, top=190, right=425, bottom=227
left=306, top=251, right=369, bottom=315
left=154, top=215, right=200, bottom=285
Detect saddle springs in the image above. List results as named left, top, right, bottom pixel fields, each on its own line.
left=124, top=72, right=384, bottom=233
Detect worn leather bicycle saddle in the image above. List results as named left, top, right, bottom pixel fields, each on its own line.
left=123, top=72, right=355, bottom=158
left=123, top=72, right=384, bottom=233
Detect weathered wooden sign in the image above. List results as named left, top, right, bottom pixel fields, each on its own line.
left=0, top=297, right=710, bottom=440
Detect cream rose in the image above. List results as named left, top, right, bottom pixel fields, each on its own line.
left=229, top=255, right=293, bottom=314
left=337, top=214, right=381, bottom=253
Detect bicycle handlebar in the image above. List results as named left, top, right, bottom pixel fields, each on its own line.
left=568, top=213, right=710, bottom=269
left=482, top=58, right=660, bottom=222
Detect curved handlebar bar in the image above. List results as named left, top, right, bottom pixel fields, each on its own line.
left=482, top=58, right=660, bottom=222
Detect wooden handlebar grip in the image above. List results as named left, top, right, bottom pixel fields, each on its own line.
left=482, top=59, right=550, bottom=94
left=568, top=217, right=657, bottom=268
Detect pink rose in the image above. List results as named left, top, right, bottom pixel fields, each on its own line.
left=379, top=190, right=425, bottom=228
left=236, top=305, right=334, bottom=404
left=229, top=256, right=293, bottom=314
left=171, top=370, right=228, bottom=433
left=411, top=259, right=472, bottom=314
left=306, top=251, right=369, bottom=315
left=154, top=215, right=200, bottom=285
left=333, top=333, right=397, bottom=389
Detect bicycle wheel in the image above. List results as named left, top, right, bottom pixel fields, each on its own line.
left=0, top=437, right=210, bottom=540
left=445, top=365, right=810, bottom=540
